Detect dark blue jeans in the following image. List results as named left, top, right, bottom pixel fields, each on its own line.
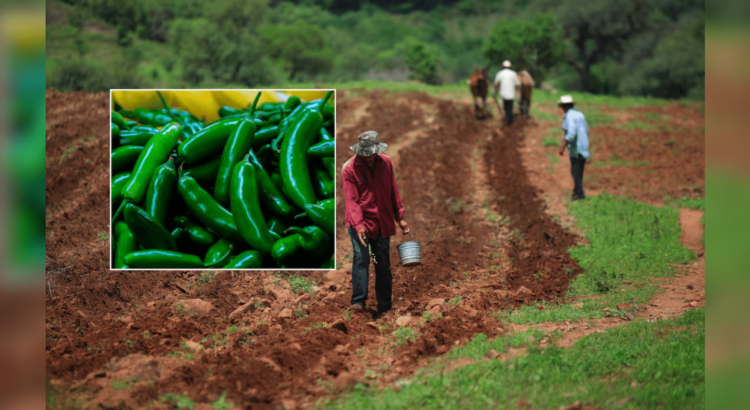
left=348, top=227, right=392, bottom=313
left=503, top=99, right=514, bottom=125
left=570, top=154, right=586, bottom=199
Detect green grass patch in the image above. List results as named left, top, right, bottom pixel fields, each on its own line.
left=316, top=308, right=705, bottom=410
left=545, top=153, right=559, bottom=164
left=664, top=196, right=705, bottom=211
left=591, top=157, right=650, bottom=168
left=505, top=193, right=695, bottom=325
left=542, top=136, right=560, bottom=147
left=111, top=378, right=140, bottom=391
left=275, top=272, right=318, bottom=294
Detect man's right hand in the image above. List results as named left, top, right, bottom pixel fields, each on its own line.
left=357, top=229, right=367, bottom=246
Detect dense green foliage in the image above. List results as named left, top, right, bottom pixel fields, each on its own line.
left=46, top=0, right=704, bottom=98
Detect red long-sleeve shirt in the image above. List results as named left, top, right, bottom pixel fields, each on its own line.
left=342, top=154, right=405, bottom=239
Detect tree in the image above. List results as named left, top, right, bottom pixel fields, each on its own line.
left=481, top=14, right=563, bottom=84
left=403, top=38, right=438, bottom=84
left=261, top=22, right=332, bottom=81
left=556, top=0, right=652, bottom=92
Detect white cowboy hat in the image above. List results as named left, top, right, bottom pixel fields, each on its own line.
left=558, top=95, right=574, bottom=104
left=502, top=60, right=512, bottom=68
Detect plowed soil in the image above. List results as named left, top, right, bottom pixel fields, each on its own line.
left=47, top=89, right=583, bottom=409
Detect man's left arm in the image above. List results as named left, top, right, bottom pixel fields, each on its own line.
left=389, top=161, right=408, bottom=234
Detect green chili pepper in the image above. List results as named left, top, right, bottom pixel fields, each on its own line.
left=253, top=126, right=279, bottom=147
left=247, top=150, right=292, bottom=217
left=173, top=215, right=215, bottom=246
left=230, top=158, right=277, bottom=254
left=259, top=102, right=284, bottom=111
left=113, top=122, right=181, bottom=222
left=132, top=126, right=159, bottom=134
left=124, top=248, right=231, bottom=269
left=114, top=221, right=136, bottom=269
left=171, top=227, right=183, bottom=240
left=266, top=216, right=289, bottom=237
left=284, top=95, right=301, bottom=110
left=285, top=226, right=332, bottom=258
left=112, top=145, right=144, bottom=174
left=133, top=108, right=173, bottom=127
left=311, top=164, right=334, bottom=199
left=307, top=140, right=334, bottom=157
left=112, top=171, right=132, bottom=210
left=182, top=156, right=221, bottom=186
left=279, top=91, right=332, bottom=209
left=177, top=174, right=243, bottom=241
left=301, top=203, right=334, bottom=237
left=219, top=106, right=243, bottom=117
left=144, top=159, right=176, bottom=226
left=223, top=250, right=263, bottom=269
left=322, top=157, right=335, bottom=180
left=112, top=111, right=129, bottom=131
left=205, top=238, right=237, bottom=265
left=111, top=122, right=120, bottom=136
left=270, top=234, right=303, bottom=266
left=124, top=120, right=138, bottom=128
left=214, top=118, right=256, bottom=205
left=178, top=118, right=248, bottom=164
left=123, top=203, right=178, bottom=251
left=318, top=128, right=333, bottom=143
left=118, top=131, right=155, bottom=147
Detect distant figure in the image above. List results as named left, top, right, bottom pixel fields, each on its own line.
left=468, top=67, right=490, bottom=119
left=557, top=95, right=590, bottom=201
left=518, top=67, right=535, bottom=118
left=493, top=60, right=520, bottom=125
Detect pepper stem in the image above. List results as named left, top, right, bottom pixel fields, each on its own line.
left=156, top=91, right=183, bottom=126
left=112, top=199, right=129, bottom=224
left=294, top=212, right=308, bottom=219
left=284, top=227, right=309, bottom=238
left=319, top=91, right=333, bottom=113
left=248, top=91, right=262, bottom=117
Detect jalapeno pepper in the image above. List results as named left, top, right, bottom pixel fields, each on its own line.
left=113, top=122, right=181, bottom=222
left=285, top=226, right=332, bottom=258
left=143, top=159, right=176, bottom=226
left=253, top=126, right=279, bottom=147
left=318, top=127, right=333, bottom=143
left=114, top=221, right=136, bottom=269
left=259, top=102, right=284, bottom=111
left=311, top=164, right=334, bottom=199
left=266, top=216, right=290, bottom=237
left=301, top=203, right=334, bottom=237
left=123, top=203, right=178, bottom=251
left=177, top=174, right=243, bottom=241
left=270, top=234, right=303, bottom=266
left=178, top=118, right=246, bottom=165
left=223, top=250, right=263, bottom=269
left=247, top=150, right=292, bottom=217
left=124, top=120, right=138, bottom=128
left=112, top=171, right=132, bottom=210
left=205, top=238, right=238, bottom=265
left=182, top=156, right=221, bottom=186
left=171, top=227, right=183, bottom=240
left=118, top=131, right=155, bottom=147
left=279, top=91, right=332, bottom=209
left=131, top=126, right=159, bottom=134
left=219, top=106, right=243, bottom=117
left=124, top=248, right=231, bottom=269
left=230, top=158, right=277, bottom=254
left=112, top=145, right=144, bottom=174
left=133, top=108, right=174, bottom=127
left=322, top=157, right=335, bottom=180
left=173, top=215, right=215, bottom=246
left=284, top=95, right=301, bottom=110
left=307, top=140, right=334, bottom=157
left=112, top=111, right=129, bottom=131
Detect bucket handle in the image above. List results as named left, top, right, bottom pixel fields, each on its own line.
left=400, top=232, right=416, bottom=244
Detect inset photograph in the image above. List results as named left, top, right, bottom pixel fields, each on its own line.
left=110, top=89, right=335, bottom=270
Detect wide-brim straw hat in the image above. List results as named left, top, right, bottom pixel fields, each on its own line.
left=502, top=60, right=512, bottom=68
left=558, top=95, right=574, bottom=104
left=350, top=130, right=388, bottom=156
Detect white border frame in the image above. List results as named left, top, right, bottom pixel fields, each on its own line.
left=109, top=88, right=337, bottom=271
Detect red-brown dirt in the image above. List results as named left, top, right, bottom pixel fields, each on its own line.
left=45, top=89, right=704, bottom=409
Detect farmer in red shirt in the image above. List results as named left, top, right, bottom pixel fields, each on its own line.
left=342, top=131, right=409, bottom=315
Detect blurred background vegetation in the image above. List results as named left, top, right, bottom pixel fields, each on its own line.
left=46, top=0, right=704, bottom=99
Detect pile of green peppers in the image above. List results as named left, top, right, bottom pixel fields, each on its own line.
left=110, top=91, right=336, bottom=270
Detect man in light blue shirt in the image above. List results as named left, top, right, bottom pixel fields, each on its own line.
left=557, top=95, right=590, bottom=200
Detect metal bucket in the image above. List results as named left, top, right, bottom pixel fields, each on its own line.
left=397, top=232, right=421, bottom=267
